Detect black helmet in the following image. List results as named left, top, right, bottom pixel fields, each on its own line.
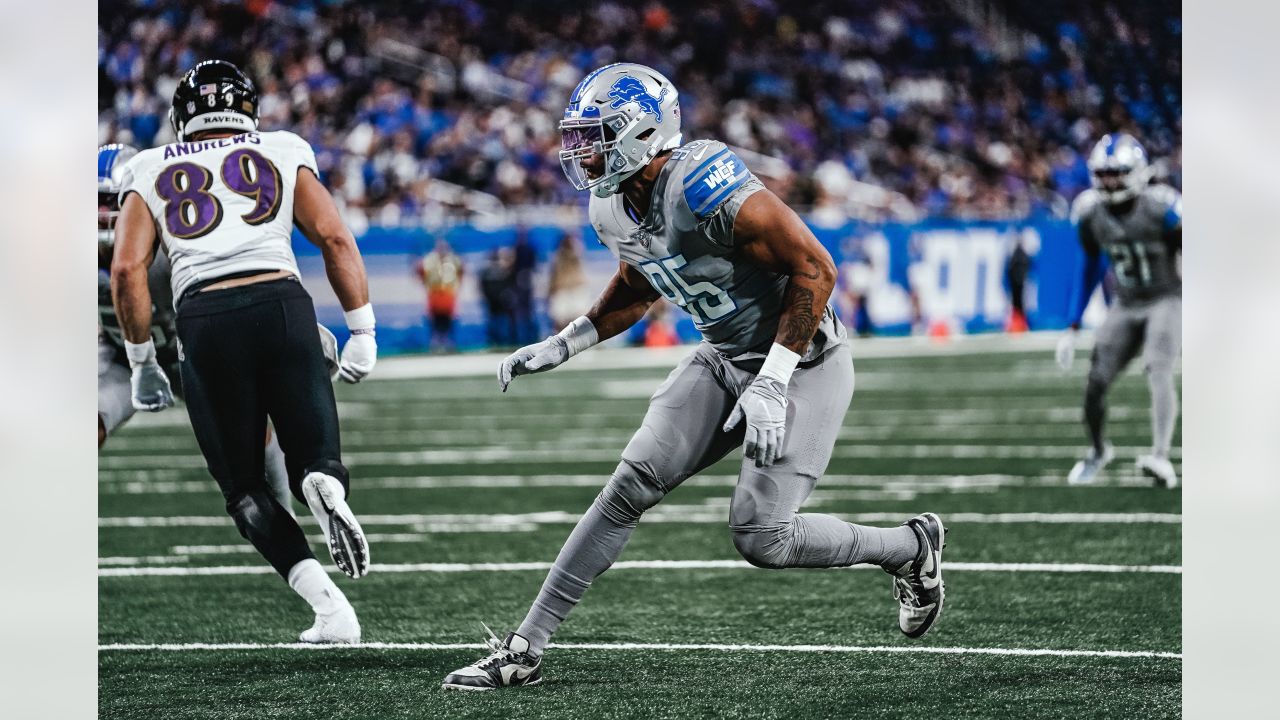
left=169, top=59, right=260, bottom=142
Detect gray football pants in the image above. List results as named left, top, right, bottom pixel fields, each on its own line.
left=1085, top=295, right=1181, bottom=456
left=516, top=341, right=919, bottom=654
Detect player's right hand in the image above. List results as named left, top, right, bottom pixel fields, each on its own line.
left=1055, top=330, right=1077, bottom=371
left=498, top=336, right=570, bottom=392
left=130, top=362, right=175, bottom=412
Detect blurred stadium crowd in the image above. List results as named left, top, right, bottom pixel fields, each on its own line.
left=99, top=0, right=1180, bottom=229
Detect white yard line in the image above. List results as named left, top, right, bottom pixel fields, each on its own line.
left=98, top=559, right=1183, bottom=577
left=363, top=332, right=1073, bottom=381
left=97, top=509, right=1182, bottom=529
left=97, top=640, right=1180, bottom=660
left=98, top=444, right=1180, bottom=469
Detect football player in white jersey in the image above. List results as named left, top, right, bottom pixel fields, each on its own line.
left=97, top=143, right=334, bottom=515
left=112, top=60, right=378, bottom=643
left=443, top=63, right=944, bottom=691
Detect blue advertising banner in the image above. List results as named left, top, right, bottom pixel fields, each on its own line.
left=295, top=215, right=1093, bottom=353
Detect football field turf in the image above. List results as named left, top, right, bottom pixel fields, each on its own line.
left=98, top=335, right=1181, bottom=719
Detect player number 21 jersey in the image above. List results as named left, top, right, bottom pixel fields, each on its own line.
left=119, top=130, right=315, bottom=302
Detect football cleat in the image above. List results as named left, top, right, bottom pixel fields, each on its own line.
left=302, top=472, right=370, bottom=579
left=299, top=603, right=361, bottom=644
left=442, top=625, right=543, bottom=691
left=890, top=512, right=946, bottom=639
left=1136, top=454, right=1179, bottom=489
left=1067, top=444, right=1115, bottom=485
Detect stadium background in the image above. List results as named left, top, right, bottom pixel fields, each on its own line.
left=99, top=0, right=1181, bottom=352
left=97, top=2, right=1182, bottom=717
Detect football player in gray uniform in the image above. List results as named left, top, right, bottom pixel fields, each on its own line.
left=1055, top=133, right=1182, bottom=488
left=98, top=144, right=335, bottom=514
left=443, top=63, right=944, bottom=691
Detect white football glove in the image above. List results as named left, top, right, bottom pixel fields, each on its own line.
left=338, top=331, right=377, bottom=383
left=498, top=336, right=570, bottom=392
left=1055, top=330, right=1078, bottom=372
left=723, top=377, right=789, bottom=468
left=125, top=339, right=174, bottom=412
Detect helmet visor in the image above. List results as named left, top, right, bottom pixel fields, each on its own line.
left=558, top=117, right=615, bottom=191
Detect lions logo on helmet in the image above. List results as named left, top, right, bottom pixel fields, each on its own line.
left=1087, top=133, right=1150, bottom=204
left=98, top=143, right=140, bottom=249
left=560, top=63, right=682, bottom=198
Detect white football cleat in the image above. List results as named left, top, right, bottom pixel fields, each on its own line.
left=442, top=626, right=543, bottom=691
left=302, top=472, right=370, bottom=579
left=889, top=512, right=946, bottom=638
left=1136, top=454, right=1179, bottom=489
left=299, top=603, right=361, bottom=644
left=1067, top=444, right=1115, bottom=485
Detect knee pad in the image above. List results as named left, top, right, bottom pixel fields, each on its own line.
left=594, top=460, right=667, bottom=527
left=731, top=522, right=795, bottom=570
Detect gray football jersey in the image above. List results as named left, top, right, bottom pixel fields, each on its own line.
left=589, top=139, right=845, bottom=361
left=98, top=250, right=179, bottom=366
left=1071, top=185, right=1182, bottom=304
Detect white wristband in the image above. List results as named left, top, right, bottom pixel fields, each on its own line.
left=758, top=343, right=801, bottom=386
left=344, top=303, right=376, bottom=332
left=124, top=339, right=156, bottom=367
left=556, top=316, right=599, bottom=358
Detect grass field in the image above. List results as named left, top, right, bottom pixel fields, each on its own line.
left=98, top=335, right=1181, bottom=719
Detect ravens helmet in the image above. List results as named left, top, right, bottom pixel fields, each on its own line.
left=98, top=143, right=139, bottom=248
left=168, top=59, right=260, bottom=142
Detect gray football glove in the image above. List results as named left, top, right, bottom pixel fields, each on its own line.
left=723, top=376, right=789, bottom=467
left=498, top=336, right=570, bottom=392
left=130, top=361, right=175, bottom=412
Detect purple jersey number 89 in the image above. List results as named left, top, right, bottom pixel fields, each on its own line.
left=154, top=148, right=283, bottom=239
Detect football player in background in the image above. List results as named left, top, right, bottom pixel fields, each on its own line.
left=111, top=60, right=378, bottom=642
left=443, top=63, right=945, bottom=691
left=99, top=144, right=338, bottom=516
left=1055, top=133, right=1182, bottom=487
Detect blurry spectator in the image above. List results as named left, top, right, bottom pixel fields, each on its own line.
left=480, top=247, right=516, bottom=347
left=642, top=302, right=679, bottom=348
left=511, top=230, right=539, bottom=344
left=415, top=239, right=465, bottom=352
left=1005, top=234, right=1034, bottom=333
left=547, top=232, right=592, bottom=332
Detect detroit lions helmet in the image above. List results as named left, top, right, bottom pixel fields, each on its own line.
left=1087, top=133, right=1150, bottom=204
left=98, top=143, right=139, bottom=248
left=560, top=63, right=682, bottom=198
left=169, top=59, right=260, bottom=142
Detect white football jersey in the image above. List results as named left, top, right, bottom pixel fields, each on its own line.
left=119, top=130, right=316, bottom=302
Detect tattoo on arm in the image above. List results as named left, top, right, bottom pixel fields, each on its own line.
left=779, top=284, right=818, bottom=349
left=795, top=255, right=823, bottom=281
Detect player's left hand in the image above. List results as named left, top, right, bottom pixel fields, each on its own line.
left=339, top=331, right=377, bottom=383
left=723, top=376, right=789, bottom=467
left=130, top=361, right=175, bottom=412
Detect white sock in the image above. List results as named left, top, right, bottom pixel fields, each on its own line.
left=287, top=559, right=348, bottom=615
left=264, top=432, right=293, bottom=516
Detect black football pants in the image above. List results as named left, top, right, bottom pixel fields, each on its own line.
left=176, top=276, right=349, bottom=578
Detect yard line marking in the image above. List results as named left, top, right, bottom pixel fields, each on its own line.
left=97, top=509, right=1182, bottom=529
left=98, top=471, right=1171, bottom=495
left=98, top=559, right=1183, bottom=577
left=96, top=640, right=1181, bottom=660
left=98, top=444, right=1180, bottom=469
